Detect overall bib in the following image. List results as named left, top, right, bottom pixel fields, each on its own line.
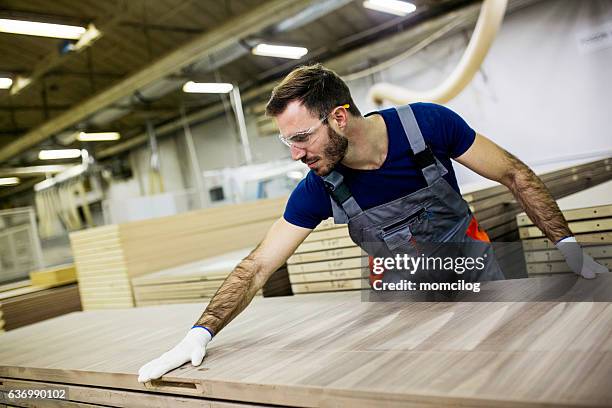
left=322, top=105, right=505, bottom=289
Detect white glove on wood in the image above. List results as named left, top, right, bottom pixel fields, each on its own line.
left=137, top=327, right=212, bottom=383
left=556, top=237, right=609, bottom=279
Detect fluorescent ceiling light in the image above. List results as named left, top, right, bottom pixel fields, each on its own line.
left=74, top=23, right=102, bottom=50
left=182, top=81, right=234, bottom=93
left=252, top=43, right=308, bottom=59
left=363, top=0, right=416, bottom=16
left=0, top=177, right=20, bottom=186
left=77, top=132, right=121, bottom=142
left=0, top=77, right=12, bottom=89
left=10, top=75, right=31, bottom=95
left=38, top=149, right=82, bottom=160
left=0, top=18, right=86, bottom=39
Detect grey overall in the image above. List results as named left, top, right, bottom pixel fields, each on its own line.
left=322, top=105, right=505, bottom=288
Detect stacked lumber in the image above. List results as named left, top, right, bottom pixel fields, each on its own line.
left=0, top=275, right=611, bottom=407
left=131, top=248, right=254, bottom=306
left=70, top=196, right=287, bottom=310
left=29, top=263, right=76, bottom=286
left=518, top=180, right=612, bottom=276
left=287, top=218, right=368, bottom=294
left=464, top=157, right=612, bottom=278
left=262, top=266, right=292, bottom=297
left=0, top=280, right=81, bottom=332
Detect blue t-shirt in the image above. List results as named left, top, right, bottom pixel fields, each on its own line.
left=283, top=103, right=476, bottom=229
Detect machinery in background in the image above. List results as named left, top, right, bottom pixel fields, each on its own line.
left=0, top=207, right=44, bottom=284
left=101, top=159, right=307, bottom=225
left=202, top=159, right=307, bottom=204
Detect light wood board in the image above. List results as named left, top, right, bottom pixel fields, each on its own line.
left=70, top=197, right=286, bottom=310
left=1, top=275, right=612, bottom=407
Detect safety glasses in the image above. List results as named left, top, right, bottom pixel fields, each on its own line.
left=278, top=104, right=349, bottom=147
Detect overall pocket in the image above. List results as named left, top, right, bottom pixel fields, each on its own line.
left=380, top=208, right=426, bottom=252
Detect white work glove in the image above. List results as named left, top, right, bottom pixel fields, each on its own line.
left=137, top=326, right=212, bottom=383
left=556, top=236, right=609, bottom=279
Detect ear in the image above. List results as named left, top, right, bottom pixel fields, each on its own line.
left=331, top=105, right=349, bottom=130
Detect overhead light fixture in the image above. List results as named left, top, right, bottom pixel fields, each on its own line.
left=10, top=75, right=31, bottom=95
left=74, top=23, right=102, bottom=50
left=0, top=177, right=20, bottom=186
left=251, top=43, right=308, bottom=59
left=363, top=0, right=416, bottom=16
left=38, top=149, right=82, bottom=160
left=0, top=18, right=86, bottom=39
left=182, top=81, right=234, bottom=93
left=0, top=77, right=12, bottom=90
left=77, top=132, right=121, bottom=142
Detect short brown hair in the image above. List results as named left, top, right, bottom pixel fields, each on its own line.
left=265, top=63, right=361, bottom=120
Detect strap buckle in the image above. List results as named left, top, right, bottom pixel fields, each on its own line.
left=323, top=174, right=352, bottom=205
left=412, top=146, right=436, bottom=169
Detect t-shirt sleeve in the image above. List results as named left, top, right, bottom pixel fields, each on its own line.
left=283, top=171, right=332, bottom=229
left=421, top=103, right=476, bottom=158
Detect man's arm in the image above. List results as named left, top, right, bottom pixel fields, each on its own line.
left=194, top=217, right=312, bottom=334
left=455, top=133, right=570, bottom=243
left=455, top=133, right=608, bottom=279
left=138, top=217, right=312, bottom=382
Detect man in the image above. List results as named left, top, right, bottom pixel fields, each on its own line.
left=137, top=64, right=607, bottom=383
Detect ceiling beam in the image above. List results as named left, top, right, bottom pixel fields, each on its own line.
left=119, top=22, right=204, bottom=35
left=97, top=3, right=481, bottom=159
left=0, top=165, right=69, bottom=177
left=97, top=0, right=538, bottom=160
left=0, top=0, right=316, bottom=164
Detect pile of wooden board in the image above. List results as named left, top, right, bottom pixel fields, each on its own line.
left=70, top=196, right=287, bottom=310
left=0, top=279, right=81, bottom=333
left=262, top=266, right=292, bottom=297
left=0, top=275, right=611, bottom=407
left=465, top=157, right=612, bottom=278
left=518, top=180, right=612, bottom=276
left=131, top=248, right=254, bottom=306
left=287, top=218, right=368, bottom=294
left=29, top=263, right=76, bottom=286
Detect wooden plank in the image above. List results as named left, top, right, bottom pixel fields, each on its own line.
left=29, top=264, right=76, bottom=287
left=294, top=237, right=355, bottom=254
left=521, top=232, right=612, bottom=251
left=519, top=218, right=612, bottom=239
left=291, top=278, right=367, bottom=293
left=303, top=226, right=349, bottom=242
left=1, top=276, right=612, bottom=407
left=517, top=204, right=612, bottom=227
left=289, top=268, right=367, bottom=283
left=0, top=284, right=81, bottom=331
left=287, top=246, right=363, bottom=264
left=527, top=258, right=612, bottom=275
left=287, top=257, right=367, bottom=274
left=524, top=245, right=612, bottom=263
left=0, top=378, right=269, bottom=407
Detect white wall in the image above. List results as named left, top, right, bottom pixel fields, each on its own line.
left=118, top=0, right=612, bottom=195
left=351, top=0, right=612, bottom=188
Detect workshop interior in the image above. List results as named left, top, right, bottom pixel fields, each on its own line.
left=0, top=0, right=611, bottom=407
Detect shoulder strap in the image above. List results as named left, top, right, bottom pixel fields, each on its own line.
left=322, top=170, right=362, bottom=220
left=395, top=104, right=447, bottom=185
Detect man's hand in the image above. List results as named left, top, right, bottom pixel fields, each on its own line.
left=556, top=237, right=609, bottom=279
left=137, top=327, right=212, bottom=383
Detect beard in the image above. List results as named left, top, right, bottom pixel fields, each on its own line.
left=309, top=127, right=348, bottom=176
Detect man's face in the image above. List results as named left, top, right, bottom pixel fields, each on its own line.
left=276, top=101, right=348, bottom=176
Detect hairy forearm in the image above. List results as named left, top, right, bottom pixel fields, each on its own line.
left=194, top=247, right=264, bottom=334
left=501, top=152, right=571, bottom=243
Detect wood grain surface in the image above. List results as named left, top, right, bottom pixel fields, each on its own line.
left=1, top=275, right=611, bottom=407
